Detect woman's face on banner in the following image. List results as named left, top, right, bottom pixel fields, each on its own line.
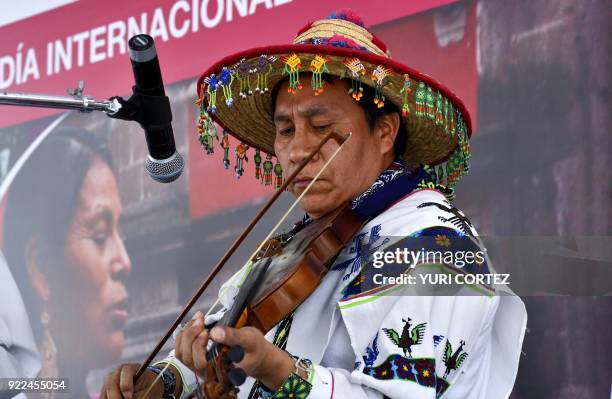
left=50, top=156, right=131, bottom=365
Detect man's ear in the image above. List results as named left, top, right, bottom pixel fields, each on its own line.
left=25, top=235, right=50, bottom=302
left=375, top=112, right=400, bottom=157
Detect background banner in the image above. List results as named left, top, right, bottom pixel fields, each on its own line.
left=0, top=1, right=609, bottom=398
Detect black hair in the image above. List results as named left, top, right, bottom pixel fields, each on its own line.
left=3, top=125, right=113, bottom=335
left=271, top=74, right=408, bottom=157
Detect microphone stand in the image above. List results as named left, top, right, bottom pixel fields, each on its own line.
left=0, top=80, right=183, bottom=183
left=0, top=81, right=123, bottom=115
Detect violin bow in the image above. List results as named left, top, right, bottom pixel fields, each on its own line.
left=135, top=130, right=351, bottom=387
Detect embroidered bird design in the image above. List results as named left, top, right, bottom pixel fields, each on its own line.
left=363, top=332, right=380, bottom=367
left=382, top=318, right=426, bottom=358
left=443, top=339, right=468, bottom=378
left=417, top=201, right=475, bottom=237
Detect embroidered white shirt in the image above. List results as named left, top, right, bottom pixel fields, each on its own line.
left=162, top=189, right=527, bottom=399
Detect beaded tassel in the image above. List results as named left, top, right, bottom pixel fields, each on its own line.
left=274, top=159, right=283, bottom=188
left=254, top=149, right=262, bottom=182
left=444, top=112, right=471, bottom=188
left=219, top=67, right=235, bottom=107
left=458, top=113, right=471, bottom=173
left=371, top=65, right=392, bottom=108
left=443, top=98, right=450, bottom=134
left=196, top=100, right=217, bottom=155
left=449, top=103, right=456, bottom=136
left=255, top=55, right=276, bottom=93
left=236, top=58, right=253, bottom=99
left=415, top=81, right=426, bottom=116
left=282, top=53, right=302, bottom=94
left=426, top=85, right=435, bottom=119
left=234, top=142, right=249, bottom=178
left=282, top=54, right=303, bottom=94
left=309, top=55, right=329, bottom=95
left=445, top=150, right=461, bottom=187
left=343, top=58, right=366, bottom=101
left=400, top=74, right=411, bottom=117
left=203, top=74, right=220, bottom=114
left=220, top=129, right=230, bottom=169
left=263, top=154, right=273, bottom=186
left=435, top=92, right=444, bottom=126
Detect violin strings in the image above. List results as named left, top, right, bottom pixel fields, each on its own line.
left=204, top=133, right=352, bottom=321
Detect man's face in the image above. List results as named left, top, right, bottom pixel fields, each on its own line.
left=273, top=76, right=399, bottom=218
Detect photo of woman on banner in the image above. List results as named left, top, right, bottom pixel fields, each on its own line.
left=2, top=122, right=132, bottom=397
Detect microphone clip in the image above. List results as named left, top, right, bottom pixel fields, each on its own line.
left=107, top=88, right=173, bottom=132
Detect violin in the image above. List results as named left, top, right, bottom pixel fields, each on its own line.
left=136, top=131, right=364, bottom=398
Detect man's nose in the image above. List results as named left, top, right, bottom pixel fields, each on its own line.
left=287, top=127, right=319, bottom=165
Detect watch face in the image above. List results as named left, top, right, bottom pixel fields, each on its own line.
left=293, top=357, right=313, bottom=380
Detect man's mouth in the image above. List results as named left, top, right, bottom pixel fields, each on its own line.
left=293, top=176, right=315, bottom=190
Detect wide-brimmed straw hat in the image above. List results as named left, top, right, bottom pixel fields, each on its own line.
left=195, top=9, right=471, bottom=189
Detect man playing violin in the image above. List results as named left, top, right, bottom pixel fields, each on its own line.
left=101, top=10, right=526, bottom=399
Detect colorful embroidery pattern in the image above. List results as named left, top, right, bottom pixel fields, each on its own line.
left=271, top=373, right=312, bottom=399
left=363, top=353, right=451, bottom=398
left=363, top=354, right=436, bottom=388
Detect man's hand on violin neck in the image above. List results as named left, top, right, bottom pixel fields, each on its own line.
left=176, top=311, right=295, bottom=391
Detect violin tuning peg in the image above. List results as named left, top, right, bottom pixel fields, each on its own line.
left=228, top=367, right=247, bottom=387
left=228, top=345, right=245, bottom=363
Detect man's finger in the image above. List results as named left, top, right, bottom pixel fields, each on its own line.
left=104, top=370, right=120, bottom=399
left=210, top=326, right=256, bottom=349
left=178, top=317, right=201, bottom=357
left=192, top=330, right=209, bottom=374
left=179, top=317, right=205, bottom=367
left=119, top=364, right=137, bottom=398
left=105, top=370, right=123, bottom=399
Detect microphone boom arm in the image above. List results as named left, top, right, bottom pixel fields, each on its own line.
left=0, top=79, right=184, bottom=183
left=0, top=81, right=123, bottom=114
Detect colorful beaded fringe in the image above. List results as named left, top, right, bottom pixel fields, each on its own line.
left=195, top=53, right=471, bottom=193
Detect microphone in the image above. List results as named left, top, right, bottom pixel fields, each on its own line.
left=111, top=34, right=184, bottom=183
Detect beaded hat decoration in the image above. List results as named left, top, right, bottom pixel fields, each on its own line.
left=195, top=9, right=472, bottom=190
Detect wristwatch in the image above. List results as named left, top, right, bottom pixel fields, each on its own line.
left=290, top=355, right=313, bottom=382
